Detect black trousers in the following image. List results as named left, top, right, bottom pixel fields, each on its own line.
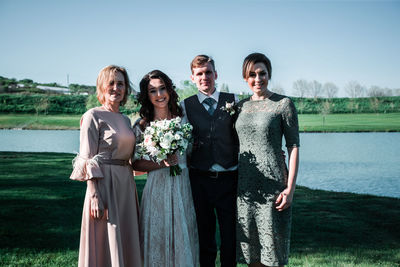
left=189, top=168, right=238, bottom=267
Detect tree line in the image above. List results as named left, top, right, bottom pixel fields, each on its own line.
left=290, top=79, right=400, bottom=98
left=2, top=75, right=399, bottom=99
left=0, top=94, right=140, bottom=115
left=1, top=93, right=399, bottom=116
left=1, top=75, right=400, bottom=115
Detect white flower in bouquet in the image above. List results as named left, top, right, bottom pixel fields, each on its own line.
left=174, top=132, right=182, bottom=140
left=147, top=127, right=155, bottom=135
left=147, top=146, right=159, bottom=157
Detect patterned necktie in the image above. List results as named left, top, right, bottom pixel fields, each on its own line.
left=203, top=97, right=216, bottom=115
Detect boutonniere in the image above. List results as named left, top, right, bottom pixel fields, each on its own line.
left=220, top=101, right=235, bottom=115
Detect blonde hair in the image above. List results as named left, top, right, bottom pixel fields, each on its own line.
left=96, top=65, right=131, bottom=105
left=190, top=55, right=215, bottom=73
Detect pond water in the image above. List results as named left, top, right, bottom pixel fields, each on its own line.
left=298, top=132, right=400, bottom=199
left=1, top=130, right=399, bottom=198
left=0, top=129, right=80, bottom=153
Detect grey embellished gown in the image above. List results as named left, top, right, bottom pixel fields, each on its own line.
left=235, top=94, right=300, bottom=266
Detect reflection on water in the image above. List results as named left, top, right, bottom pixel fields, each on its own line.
left=1, top=130, right=399, bottom=198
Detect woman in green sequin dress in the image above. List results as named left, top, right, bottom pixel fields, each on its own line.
left=235, top=53, right=300, bottom=267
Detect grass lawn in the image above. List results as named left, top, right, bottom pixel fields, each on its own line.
left=0, top=152, right=399, bottom=266
left=0, top=114, right=81, bottom=130
left=299, top=113, right=400, bottom=132
left=1, top=112, right=400, bottom=132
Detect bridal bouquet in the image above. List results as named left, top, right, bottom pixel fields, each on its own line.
left=135, top=117, right=193, bottom=176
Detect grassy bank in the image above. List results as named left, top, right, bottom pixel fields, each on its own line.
left=299, top=112, right=400, bottom=132
left=0, top=114, right=81, bottom=130
left=1, top=112, right=400, bottom=132
left=0, top=152, right=399, bottom=266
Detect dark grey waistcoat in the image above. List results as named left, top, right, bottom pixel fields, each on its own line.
left=184, top=92, right=239, bottom=171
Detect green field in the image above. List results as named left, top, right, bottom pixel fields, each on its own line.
left=1, top=152, right=399, bottom=266
left=1, top=113, right=400, bottom=132
left=0, top=114, right=81, bottom=130
left=299, top=113, right=400, bottom=132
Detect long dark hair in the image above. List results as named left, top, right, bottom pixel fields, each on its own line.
left=138, top=70, right=182, bottom=122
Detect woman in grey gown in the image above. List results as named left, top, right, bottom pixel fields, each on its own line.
left=235, top=53, right=300, bottom=267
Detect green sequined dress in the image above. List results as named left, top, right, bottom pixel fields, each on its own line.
left=235, top=94, right=300, bottom=266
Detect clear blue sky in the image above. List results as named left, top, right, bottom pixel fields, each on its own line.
left=1, top=0, right=399, bottom=96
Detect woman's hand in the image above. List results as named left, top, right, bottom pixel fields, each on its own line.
left=133, top=153, right=179, bottom=172
left=162, top=153, right=179, bottom=167
left=275, top=188, right=294, bottom=211
left=276, top=146, right=299, bottom=211
left=87, top=179, right=105, bottom=219
left=90, top=192, right=105, bottom=219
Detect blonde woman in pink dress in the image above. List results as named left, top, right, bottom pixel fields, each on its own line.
left=70, top=65, right=142, bottom=267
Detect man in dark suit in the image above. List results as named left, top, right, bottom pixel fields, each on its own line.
left=182, top=55, right=239, bottom=267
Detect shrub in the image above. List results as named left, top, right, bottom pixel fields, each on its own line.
left=0, top=94, right=140, bottom=115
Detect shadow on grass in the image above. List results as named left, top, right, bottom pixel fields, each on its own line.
left=290, top=186, right=400, bottom=264
left=1, top=152, right=400, bottom=265
left=0, top=152, right=148, bottom=251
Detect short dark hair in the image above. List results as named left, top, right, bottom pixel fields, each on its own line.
left=242, top=53, right=272, bottom=80
left=138, top=70, right=182, bottom=122
left=190, top=55, right=216, bottom=73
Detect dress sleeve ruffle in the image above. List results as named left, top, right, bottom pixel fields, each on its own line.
left=70, top=154, right=104, bottom=181
left=70, top=109, right=103, bottom=181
